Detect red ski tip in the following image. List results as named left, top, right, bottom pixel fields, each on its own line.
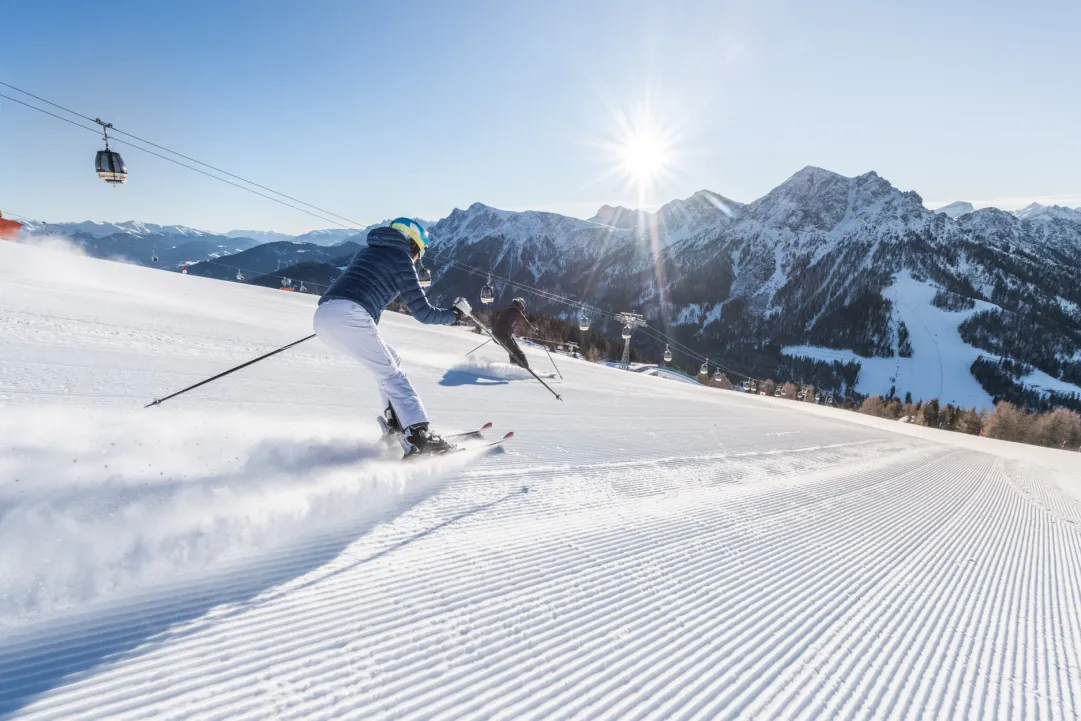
left=481, top=422, right=493, bottom=430
left=502, top=431, right=514, bottom=440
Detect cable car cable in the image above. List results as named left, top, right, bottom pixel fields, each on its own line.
left=0, top=81, right=368, bottom=229
left=0, top=91, right=355, bottom=230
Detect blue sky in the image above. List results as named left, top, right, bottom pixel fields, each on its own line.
left=1, top=0, right=1079, bottom=234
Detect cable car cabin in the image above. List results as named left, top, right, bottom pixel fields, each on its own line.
left=578, top=312, right=590, bottom=331
left=480, top=283, right=495, bottom=304
left=663, top=347, right=673, bottom=363
left=0, top=212, right=22, bottom=241
left=96, top=149, right=127, bottom=184
left=621, top=325, right=632, bottom=340
left=417, top=264, right=432, bottom=288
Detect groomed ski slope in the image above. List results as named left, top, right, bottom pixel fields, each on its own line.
left=2, top=240, right=1081, bottom=720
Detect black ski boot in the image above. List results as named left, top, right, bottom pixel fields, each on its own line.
left=402, top=422, right=455, bottom=458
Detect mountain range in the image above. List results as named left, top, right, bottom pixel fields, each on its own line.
left=17, top=168, right=1081, bottom=410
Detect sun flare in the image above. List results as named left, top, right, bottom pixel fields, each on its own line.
left=621, top=132, right=668, bottom=183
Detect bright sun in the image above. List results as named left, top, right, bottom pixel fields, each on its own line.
left=622, top=132, right=667, bottom=182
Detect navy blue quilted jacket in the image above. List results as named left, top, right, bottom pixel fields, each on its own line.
left=318, top=227, right=456, bottom=326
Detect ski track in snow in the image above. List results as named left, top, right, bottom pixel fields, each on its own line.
left=2, top=241, right=1081, bottom=719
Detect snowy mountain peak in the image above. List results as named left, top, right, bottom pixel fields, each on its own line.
left=290, top=228, right=370, bottom=246
left=50, top=220, right=215, bottom=239
left=933, top=201, right=975, bottom=219
left=1013, top=202, right=1081, bottom=223
left=746, top=167, right=926, bottom=233
left=589, top=204, right=641, bottom=229
left=225, top=229, right=296, bottom=244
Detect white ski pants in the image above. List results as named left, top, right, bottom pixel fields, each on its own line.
left=313, top=299, right=429, bottom=428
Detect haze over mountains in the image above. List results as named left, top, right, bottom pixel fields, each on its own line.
left=16, top=167, right=1081, bottom=410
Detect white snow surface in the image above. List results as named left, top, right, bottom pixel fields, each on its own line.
left=2, top=242, right=1081, bottom=719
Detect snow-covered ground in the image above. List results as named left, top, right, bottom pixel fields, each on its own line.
left=2, top=241, right=1081, bottom=720
left=783, top=272, right=1081, bottom=409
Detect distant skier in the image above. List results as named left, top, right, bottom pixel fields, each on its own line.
left=492, top=297, right=535, bottom=369
left=313, top=218, right=471, bottom=456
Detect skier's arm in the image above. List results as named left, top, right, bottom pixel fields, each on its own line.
left=395, top=253, right=457, bottom=325
left=514, top=307, right=536, bottom=335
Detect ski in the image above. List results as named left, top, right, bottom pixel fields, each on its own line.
left=445, top=422, right=494, bottom=441
left=402, top=431, right=513, bottom=461
left=378, top=418, right=493, bottom=446
left=456, top=431, right=514, bottom=451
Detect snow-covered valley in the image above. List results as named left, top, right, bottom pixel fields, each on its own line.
left=2, top=242, right=1080, bottom=720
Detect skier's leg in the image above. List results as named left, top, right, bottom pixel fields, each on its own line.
left=506, top=336, right=530, bottom=370
left=313, top=300, right=429, bottom=428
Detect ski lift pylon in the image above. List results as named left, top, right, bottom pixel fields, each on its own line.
left=94, top=119, right=127, bottom=185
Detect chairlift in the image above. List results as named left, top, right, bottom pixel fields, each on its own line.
left=815, top=393, right=822, bottom=403
left=236, top=271, right=245, bottom=281
left=94, top=119, right=127, bottom=185
left=742, top=379, right=752, bottom=392
left=151, top=252, right=159, bottom=263
left=480, top=273, right=495, bottom=304
left=181, top=265, right=188, bottom=275
left=663, top=345, right=672, bottom=363
left=299, top=281, right=307, bottom=292
left=621, top=324, right=632, bottom=340
left=578, top=308, right=590, bottom=331
left=827, top=394, right=835, bottom=405
left=699, top=361, right=709, bottom=376
left=713, top=370, right=724, bottom=382
left=281, top=277, right=292, bottom=288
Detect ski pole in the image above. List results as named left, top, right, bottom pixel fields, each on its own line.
left=538, top=340, right=563, bottom=380
left=464, top=338, right=492, bottom=356
left=467, top=312, right=563, bottom=401
left=145, top=334, right=316, bottom=408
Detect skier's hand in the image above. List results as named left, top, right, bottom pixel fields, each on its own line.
left=452, top=297, right=472, bottom=322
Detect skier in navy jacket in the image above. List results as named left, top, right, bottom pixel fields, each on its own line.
left=314, top=218, right=471, bottom=456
